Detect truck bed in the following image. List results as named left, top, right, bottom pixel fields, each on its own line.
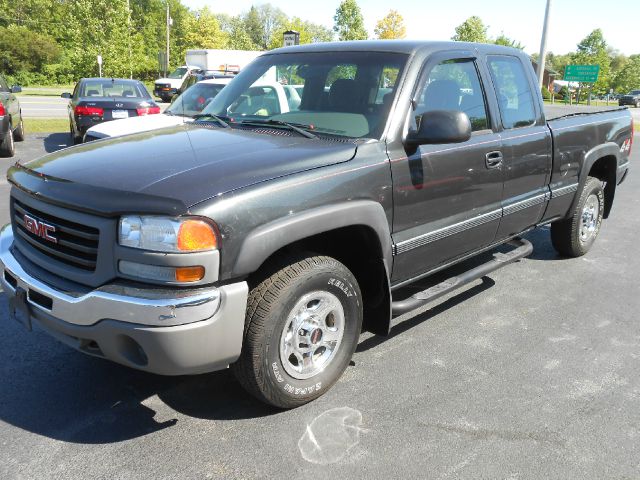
left=544, top=104, right=628, bottom=121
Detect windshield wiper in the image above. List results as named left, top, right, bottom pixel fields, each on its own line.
left=239, top=119, right=318, bottom=139
left=192, top=113, right=230, bottom=128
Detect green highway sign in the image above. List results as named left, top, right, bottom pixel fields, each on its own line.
left=564, top=64, right=600, bottom=82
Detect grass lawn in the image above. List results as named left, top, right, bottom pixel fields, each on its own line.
left=17, top=85, right=74, bottom=97
left=24, top=118, right=68, bottom=133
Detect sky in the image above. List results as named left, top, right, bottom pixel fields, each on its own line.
left=183, top=0, right=639, bottom=56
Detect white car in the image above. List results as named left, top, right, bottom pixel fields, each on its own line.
left=85, top=79, right=300, bottom=141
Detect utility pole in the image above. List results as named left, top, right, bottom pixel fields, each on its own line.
left=127, top=0, right=133, bottom=79
left=165, top=2, right=170, bottom=78
left=536, top=0, right=552, bottom=89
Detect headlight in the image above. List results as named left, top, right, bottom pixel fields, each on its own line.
left=119, top=216, right=218, bottom=252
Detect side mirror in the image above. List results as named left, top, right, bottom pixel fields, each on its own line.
left=406, top=110, right=472, bottom=147
left=61, top=92, right=72, bottom=99
left=10, top=85, right=22, bottom=94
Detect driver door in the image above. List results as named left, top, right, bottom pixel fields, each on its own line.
left=390, top=55, right=504, bottom=285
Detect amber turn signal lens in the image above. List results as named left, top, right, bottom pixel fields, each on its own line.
left=177, top=220, right=217, bottom=251
left=175, top=266, right=205, bottom=282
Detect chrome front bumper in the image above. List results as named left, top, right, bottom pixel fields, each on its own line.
left=1, top=224, right=249, bottom=375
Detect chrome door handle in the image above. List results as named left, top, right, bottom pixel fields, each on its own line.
left=485, top=151, right=503, bottom=169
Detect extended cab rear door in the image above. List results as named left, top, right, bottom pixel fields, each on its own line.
left=389, top=52, right=504, bottom=285
left=484, top=54, right=552, bottom=239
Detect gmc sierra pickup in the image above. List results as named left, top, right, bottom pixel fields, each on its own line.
left=0, top=41, right=633, bottom=408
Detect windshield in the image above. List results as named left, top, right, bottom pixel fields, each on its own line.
left=168, top=67, right=188, bottom=79
left=630, top=90, right=640, bottom=95
left=200, top=51, right=408, bottom=139
left=167, top=83, right=227, bottom=117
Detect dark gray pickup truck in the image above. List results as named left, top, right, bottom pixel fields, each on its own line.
left=0, top=41, right=633, bottom=408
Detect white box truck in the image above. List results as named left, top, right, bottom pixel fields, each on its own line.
left=185, top=49, right=263, bottom=74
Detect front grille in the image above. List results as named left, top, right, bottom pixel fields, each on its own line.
left=12, top=199, right=100, bottom=271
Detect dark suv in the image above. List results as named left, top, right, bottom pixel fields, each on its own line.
left=0, top=74, right=24, bottom=157
left=619, top=90, right=640, bottom=107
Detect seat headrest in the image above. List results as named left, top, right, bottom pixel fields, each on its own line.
left=422, top=80, right=461, bottom=110
left=329, top=79, right=361, bottom=112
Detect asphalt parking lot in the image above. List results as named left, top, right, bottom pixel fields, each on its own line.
left=0, top=133, right=639, bottom=479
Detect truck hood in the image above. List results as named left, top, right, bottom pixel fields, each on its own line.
left=18, top=124, right=358, bottom=209
left=86, top=113, right=191, bottom=139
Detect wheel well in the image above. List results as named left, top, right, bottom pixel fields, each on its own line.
left=248, top=225, right=391, bottom=336
left=588, top=155, right=617, bottom=218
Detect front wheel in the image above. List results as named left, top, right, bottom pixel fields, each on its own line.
left=551, top=176, right=604, bottom=257
left=232, top=255, right=362, bottom=408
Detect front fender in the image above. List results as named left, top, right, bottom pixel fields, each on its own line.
left=232, top=200, right=393, bottom=278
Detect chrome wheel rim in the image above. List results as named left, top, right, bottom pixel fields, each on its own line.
left=580, top=194, right=600, bottom=243
left=279, top=291, right=345, bottom=380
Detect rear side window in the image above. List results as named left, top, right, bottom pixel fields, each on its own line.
left=487, top=56, right=536, bottom=129
left=415, top=59, right=490, bottom=132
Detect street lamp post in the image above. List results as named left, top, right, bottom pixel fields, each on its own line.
left=536, top=0, right=552, bottom=89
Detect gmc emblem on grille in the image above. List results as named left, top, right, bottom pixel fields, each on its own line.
left=23, top=214, right=57, bottom=244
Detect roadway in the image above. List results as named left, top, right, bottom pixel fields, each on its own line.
left=18, top=94, right=640, bottom=124
left=18, top=95, right=169, bottom=118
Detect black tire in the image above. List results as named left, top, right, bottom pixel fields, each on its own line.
left=232, top=254, right=363, bottom=409
left=70, top=123, right=81, bottom=145
left=0, top=121, right=16, bottom=157
left=551, top=176, right=604, bottom=257
left=13, top=116, right=25, bottom=142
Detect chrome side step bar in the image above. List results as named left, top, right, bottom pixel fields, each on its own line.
left=391, top=237, right=533, bottom=316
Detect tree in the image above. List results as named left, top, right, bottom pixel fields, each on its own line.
left=0, top=25, right=60, bottom=74
left=216, top=13, right=258, bottom=50
left=244, top=4, right=287, bottom=50
left=493, top=33, right=524, bottom=50
left=452, top=16, right=488, bottom=43
left=333, top=0, right=367, bottom=41
left=268, top=17, right=333, bottom=49
left=374, top=10, right=406, bottom=40
left=182, top=7, right=227, bottom=50
left=613, top=55, right=640, bottom=93
left=571, top=29, right=611, bottom=95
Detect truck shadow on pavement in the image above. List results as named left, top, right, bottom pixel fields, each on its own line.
left=357, top=228, right=561, bottom=353
left=0, top=230, right=562, bottom=444
left=0, top=298, right=277, bottom=443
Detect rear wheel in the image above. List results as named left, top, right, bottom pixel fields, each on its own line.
left=0, top=121, right=16, bottom=157
left=69, top=122, right=81, bottom=145
left=551, top=176, right=604, bottom=257
left=13, top=116, right=25, bottom=142
left=232, top=254, right=362, bottom=408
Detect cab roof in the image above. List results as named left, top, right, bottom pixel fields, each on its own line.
left=267, top=40, right=525, bottom=57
